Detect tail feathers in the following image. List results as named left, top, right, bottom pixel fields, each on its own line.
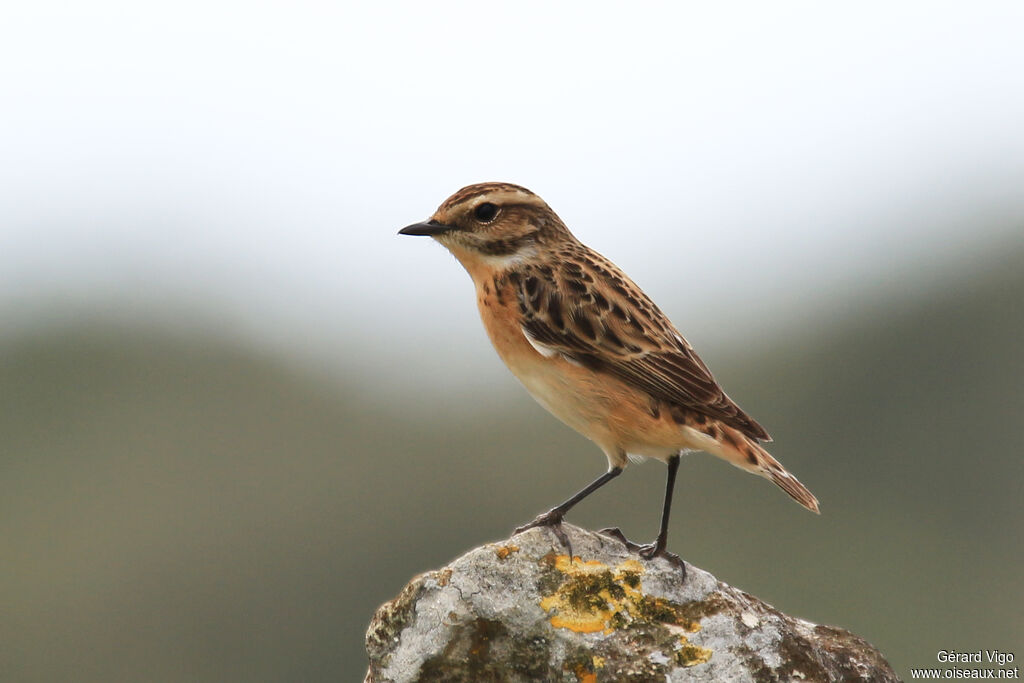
left=726, top=428, right=820, bottom=513
left=684, top=420, right=820, bottom=513
left=762, top=457, right=820, bottom=513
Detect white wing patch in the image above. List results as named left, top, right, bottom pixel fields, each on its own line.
left=522, top=327, right=559, bottom=358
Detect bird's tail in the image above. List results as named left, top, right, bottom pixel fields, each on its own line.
left=711, top=425, right=820, bottom=513
left=759, top=452, right=820, bottom=513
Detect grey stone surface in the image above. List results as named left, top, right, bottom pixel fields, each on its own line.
left=365, top=524, right=898, bottom=682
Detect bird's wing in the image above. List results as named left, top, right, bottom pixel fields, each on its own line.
left=512, top=252, right=771, bottom=442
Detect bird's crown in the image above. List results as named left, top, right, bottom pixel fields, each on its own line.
left=400, top=183, right=575, bottom=263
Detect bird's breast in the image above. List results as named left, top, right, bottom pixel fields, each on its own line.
left=472, top=271, right=645, bottom=449
left=470, top=269, right=703, bottom=461
left=474, top=271, right=555, bottom=380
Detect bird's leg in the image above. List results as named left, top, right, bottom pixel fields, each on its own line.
left=514, top=466, right=623, bottom=556
left=602, top=454, right=686, bottom=574
left=639, top=453, right=685, bottom=570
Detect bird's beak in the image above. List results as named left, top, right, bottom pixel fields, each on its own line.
left=398, top=219, right=455, bottom=236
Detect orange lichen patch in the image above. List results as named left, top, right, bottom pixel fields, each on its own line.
left=573, top=666, right=597, bottom=683
left=539, top=555, right=647, bottom=634
left=570, top=655, right=605, bottom=682
left=494, top=545, right=520, bottom=560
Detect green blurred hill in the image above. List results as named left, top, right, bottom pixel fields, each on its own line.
left=1, top=247, right=1021, bottom=681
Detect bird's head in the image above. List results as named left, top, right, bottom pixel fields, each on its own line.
left=399, top=183, right=574, bottom=271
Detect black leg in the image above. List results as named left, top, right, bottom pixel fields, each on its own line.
left=514, top=466, right=623, bottom=554
left=646, top=453, right=680, bottom=555
left=600, top=454, right=686, bottom=574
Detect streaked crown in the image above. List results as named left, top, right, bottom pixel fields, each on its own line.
left=400, top=183, right=576, bottom=261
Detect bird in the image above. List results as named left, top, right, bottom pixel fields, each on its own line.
left=399, top=182, right=818, bottom=569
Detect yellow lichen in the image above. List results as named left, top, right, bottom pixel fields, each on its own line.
left=494, top=545, right=520, bottom=560
left=538, top=555, right=647, bottom=634
left=539, top=554, right=714, bottom=667
left=675, top=637, right=713, bottom=667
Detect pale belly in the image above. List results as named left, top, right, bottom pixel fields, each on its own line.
left=474, top=277, right=696, bottom=463
left=512, top=357, right=611, bottom=440
left=497, top=334, right=694, bottom=462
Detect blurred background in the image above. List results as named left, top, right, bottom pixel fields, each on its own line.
left=2, top=2, right=1022, bottom=681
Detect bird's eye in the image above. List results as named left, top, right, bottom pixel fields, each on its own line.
left=474, top=202, right=499, bottom=223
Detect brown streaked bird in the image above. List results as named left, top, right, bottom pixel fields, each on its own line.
left=400, top=182, right=818, bottom=570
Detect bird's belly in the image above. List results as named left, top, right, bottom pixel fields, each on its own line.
left=512, top=359, right=608, bottom=437
left=475, top=279, right=690, bottom=459
left=511, top=355, right=695, bottom=461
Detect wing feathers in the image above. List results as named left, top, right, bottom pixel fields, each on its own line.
left=515, top=248, right=771, bottom=442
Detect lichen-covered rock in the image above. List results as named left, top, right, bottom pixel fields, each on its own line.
left=365, top=524, right=897, bottom=682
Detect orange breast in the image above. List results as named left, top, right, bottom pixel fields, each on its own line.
left=473, top=270, right=546, bottom=374
left=467, top=269, right=694, bottom=463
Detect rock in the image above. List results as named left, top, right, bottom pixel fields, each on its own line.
left=365, top=524, right=897, bottom=682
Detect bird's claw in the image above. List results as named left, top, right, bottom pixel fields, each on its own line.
left=598, top=527, right=686, bottom=576
left=514, top=509, right=573, bottom=557
left=514, top=508, right=564, bottom=535
left=597, top=526, right=633, bottom=546
left=637, top=542, right=686, bottom=574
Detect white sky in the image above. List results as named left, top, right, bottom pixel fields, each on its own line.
left=2, top=2, right=1023, bottom=381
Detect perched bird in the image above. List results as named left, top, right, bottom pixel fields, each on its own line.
left=400, top=182, right=818, bottom=569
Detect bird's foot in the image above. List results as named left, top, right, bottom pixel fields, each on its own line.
left=514, top=509, right=572, bottom=557
left=598, top=526, right=638, bottom=548
left=637, top=543, right=686, bottom=573
left=599, top=527, right=687, bottom=576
